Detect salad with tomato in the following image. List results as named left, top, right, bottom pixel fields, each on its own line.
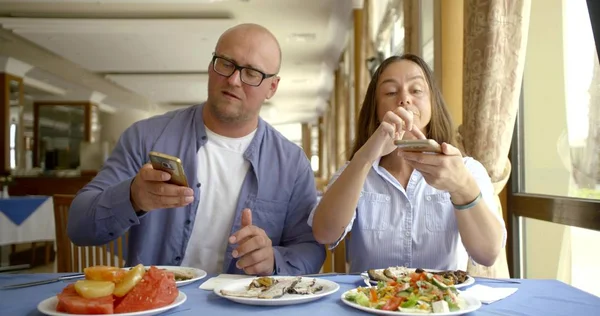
left=345, top=271, right=467, bottom=313
left=56, top=265, right=179, bottom=314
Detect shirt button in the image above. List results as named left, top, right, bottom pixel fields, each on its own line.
left=175, top=256, right=181, bottom=262
left=109, top=232, right=114, bottom=237
left=129, top=219, right=135, bottom=224
left=385, top=196, right=390, bottom=201
left=185, top=219, right=191, bottom=225
left=201, top=136, right=207, bottom=140
left=426, top=196, right=432, bottom=201
left=405, top=232, right=410, bottom=237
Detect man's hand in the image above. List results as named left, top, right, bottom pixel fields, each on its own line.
left=130, top=163, right=194, bottom=212
left=229, top=209, right=275, bottom=276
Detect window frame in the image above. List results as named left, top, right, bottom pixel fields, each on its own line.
left=507, top=0, right=600, bottom=277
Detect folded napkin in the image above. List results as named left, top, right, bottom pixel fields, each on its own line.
left=461, top=284, right=518, bottom=304
left=199, top=274, right=253, bottom=291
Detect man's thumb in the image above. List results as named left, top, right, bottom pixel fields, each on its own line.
left=241, top=208, right=252, bottom=227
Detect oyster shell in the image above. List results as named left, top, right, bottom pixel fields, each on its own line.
left=220, top=287, right=263, bottom=298
left=220, top=276, right=324, bottom=299
left=258, top=277, right=300, bottom=299
left=288, top=278, right=323, bottom=295
left=367, top=269, right=392, bottom=282
left=383, top=266, right=409, bottom=280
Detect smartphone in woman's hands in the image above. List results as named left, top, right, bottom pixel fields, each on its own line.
left=394, top=139, right=442, bottom=153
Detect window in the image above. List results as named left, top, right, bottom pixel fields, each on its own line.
left=510, top=0, right=600, bottom=297
left=419, top=0, right=435, bottom=70
left=9, top=121, right=16, bottom=169
left=391, top=17, right=405, bottom=55
left=311, top=124, right=319, bottom=173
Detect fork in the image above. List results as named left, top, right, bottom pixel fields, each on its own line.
left=360, top=273, right=373, bottom=287
left=161, top=308, right=191, bottom=315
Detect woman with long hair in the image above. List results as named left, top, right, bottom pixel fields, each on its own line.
left=309, top=54, right=505, bottom=272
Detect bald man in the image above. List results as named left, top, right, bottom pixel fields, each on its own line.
left=68, top=23, right=325, bottom=276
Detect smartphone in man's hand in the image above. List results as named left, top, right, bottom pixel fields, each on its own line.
left=148, top=151, right=189, bottom=187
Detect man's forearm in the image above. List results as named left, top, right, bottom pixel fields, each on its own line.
left=68, top=178, right=142, bottom=246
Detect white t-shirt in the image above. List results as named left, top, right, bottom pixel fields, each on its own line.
left=181, top=126, right=256, bottom=273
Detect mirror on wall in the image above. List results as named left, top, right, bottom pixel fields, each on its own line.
left=34, top=102, right=95, bottom=171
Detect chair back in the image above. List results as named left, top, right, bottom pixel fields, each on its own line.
left=321, top=238, right=347, bottom=273
left=52, top=194, right=128, bottom=272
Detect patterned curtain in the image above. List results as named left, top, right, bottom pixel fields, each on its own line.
left=571, top=52, right=600, bottom=192
left=458, top=0, right=531, bottom=278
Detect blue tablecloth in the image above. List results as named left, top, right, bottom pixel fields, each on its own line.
left=1, top=273, right=599, bottom=315
left=0, top=196, right=50, bottom=226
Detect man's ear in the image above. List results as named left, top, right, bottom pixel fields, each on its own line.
left=265, top=76, right=280, bottom=100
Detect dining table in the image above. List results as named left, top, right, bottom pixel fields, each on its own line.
left=0, top=196, right=55, bottom=246
left=1, top=272, right=599, bottom=315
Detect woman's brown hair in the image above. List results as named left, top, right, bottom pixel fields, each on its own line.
left=349, top=53, right=456, bottom=160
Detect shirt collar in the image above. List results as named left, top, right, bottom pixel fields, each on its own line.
left=370, top=156, right=421, bottom=195
left=194, top=102, right=266, bottom=164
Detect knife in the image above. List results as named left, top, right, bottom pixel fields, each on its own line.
left=1, top=273, right=84, bottom=290
left=300, top=272, right=362, bottom=277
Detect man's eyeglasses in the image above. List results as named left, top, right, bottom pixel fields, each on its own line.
left=211, top=54, right=276, bottom=87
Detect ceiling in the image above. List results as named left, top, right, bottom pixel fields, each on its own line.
left=0, top=0, right=357, bottom=125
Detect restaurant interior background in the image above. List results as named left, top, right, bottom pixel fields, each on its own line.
left=0, top=0, right=598, bottom=298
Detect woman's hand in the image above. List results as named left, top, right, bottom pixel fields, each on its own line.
left=355, top=107, right=426, bottom=163
left=399, top=142, right=472, bottom=194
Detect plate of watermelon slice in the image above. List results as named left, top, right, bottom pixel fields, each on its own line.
left=37, top=265, right=187, bottom=315
left=37, top=292, right=187, bottom=316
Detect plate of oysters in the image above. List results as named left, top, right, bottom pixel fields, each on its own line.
left=214, top=276, right=340, bottom=306
left=363, top=266, right=475, bottom=289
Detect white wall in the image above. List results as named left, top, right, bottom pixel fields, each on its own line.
left=100, top=108, right=154, bottom=148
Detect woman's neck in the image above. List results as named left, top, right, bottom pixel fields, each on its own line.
left=379, top=149, right=414, bottom=189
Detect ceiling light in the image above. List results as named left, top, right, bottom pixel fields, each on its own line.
left=291, top=79, right=309, bottom=83
left=287, top=33, right=316, bottom=42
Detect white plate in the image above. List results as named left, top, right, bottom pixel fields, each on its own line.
left=125, top=265, right=207, bottom=287
left=364, top=269, right=475, bottom=289
left=341, top=289, right=481, bottom=315
left=149, top=266, right=207, bottom=287
left=37, top=291, right=187, bottom=316
left=214, top=276, right=340, bottom=306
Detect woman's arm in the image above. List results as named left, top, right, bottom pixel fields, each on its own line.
left=400, top=143, right=505, bottom=267
left=450, top=173, right=504, bottom=267
left=311, top=156, right=372, bottom=245
left=313, top=109, right=425, bottom=245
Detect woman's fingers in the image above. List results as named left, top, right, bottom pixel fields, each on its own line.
left=382, top=111, right=406, bottom=134
left=410, top=125, right=427, bottom=140
left=392, top=107, right=414, bottom=132
left=379, top=121, right=396, bottom=138
left=383, top=108, right=427, bottom=140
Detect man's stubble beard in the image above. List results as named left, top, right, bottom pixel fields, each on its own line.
left=208, top=99, right=251, bottom=124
